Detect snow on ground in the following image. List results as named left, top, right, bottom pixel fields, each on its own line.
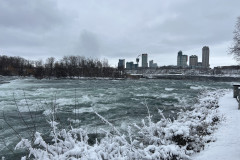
left=12, top=89, right=239, bottom=159
left=193, top=91, right=240, bottom=160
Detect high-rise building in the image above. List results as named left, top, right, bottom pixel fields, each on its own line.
left=189, top=55, right=198, bottom=68
left=133, top=64, right=138, bottom=69
left=126, top=62, right=134, bottom=70
left=149, top=60, right=153, bottom=68
left=202, top=46, right=210, bottom=68
left=142, top=53, right=148, bottom=68
left=149, top=60, right=158, bottom=68
left=118, top=59, right=125, bottom=70
left=177, top=51, right=188, bottom=67
left=177, top=51, right=182, bottom=66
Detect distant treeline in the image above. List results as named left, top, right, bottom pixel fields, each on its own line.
left=0, top=55, right=122, bottom=79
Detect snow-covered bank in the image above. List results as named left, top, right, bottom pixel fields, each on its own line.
left=193, top=91, right=240, bottom=160
left=13, top=89, right=229, bottom=160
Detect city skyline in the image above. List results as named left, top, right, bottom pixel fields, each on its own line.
left=120, top=46, right=210, bottom=69
left=0, top=0, right=239, bottom=67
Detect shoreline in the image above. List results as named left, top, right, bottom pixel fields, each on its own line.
left=193, top=91, right=240, bottom=160
left=12, top=89, right=227, bottom=159
left=150, top=74, right=240, bottom=81
left=1, top=74, right=240, bottom=82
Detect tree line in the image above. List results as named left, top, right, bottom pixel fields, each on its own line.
left=0, top=55, right=123, bottom=79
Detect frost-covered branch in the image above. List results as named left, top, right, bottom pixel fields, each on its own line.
left=14, top=89, right=226, bottom=160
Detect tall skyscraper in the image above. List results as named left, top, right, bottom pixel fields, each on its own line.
left=189, top=55, right=198, bottom=68
left=118, top=59, right=125, bottom=70
left=202, top=46, right=210, bottom=68
left=142, top=53, right=148, bottom=68
left=177, top=51, right=182, bottom=66
left=177, top=51, right=188, bottom=67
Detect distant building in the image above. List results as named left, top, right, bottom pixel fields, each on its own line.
left=202, top=46, right=210, bottom=68
left=142, top=53, right=148, bottom=68
left=213, top=65, right=240, bottom=75
left=126, top=62, right=134, bottom=70
left=149, top=60, right=154, bottom=68
left=133, top=64, right=138, bottom=69
left=189, top=55, right=198, bottom=68
left=196, top=62, right=202, bottom=69
left=159, top=65, right=179, bottom=69
left=177, top=51, right=188, bottom=67
left=118, top=59, right=125, bottom=70
left=177, top=51, right=182, bottom=66
left=149, top=60, right=158, bottom=68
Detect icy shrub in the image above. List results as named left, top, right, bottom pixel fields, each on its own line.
left=15, top=90, right=226, bottom=160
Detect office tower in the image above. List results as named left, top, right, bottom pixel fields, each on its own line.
left=202, top=46, right=210, bottom=68
left=149, top=60, right=153, bottom=68
left=189, top=55, right=198, bottom=68
left=118, top=59, right=125, bottom=70
left=149, top=60, right=158, bottom=68
left=177, top=51, right=188, bottom=67
left=126, top=62, right=134, bottom=70
left=177, top=51, right=183, bottom=66
left=133, top=64, right=138, bottom=69
left=142, top=53, right=148, bottom=68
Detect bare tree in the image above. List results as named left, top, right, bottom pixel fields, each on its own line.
left=230, top=16, right=240, bottom=62
left=102, top=58, right=109, bottom=68
left=45, top=57, right=55, bottom=79
left=34, top=60, right=45, bottom=79
left=68, top=56, right=78, bottom=77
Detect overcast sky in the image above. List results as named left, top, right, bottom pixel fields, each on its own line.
left=0, top=0, right=239, bottom=67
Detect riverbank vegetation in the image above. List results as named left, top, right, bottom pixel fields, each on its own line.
left=12, top=90, right=225, bottom=160
left=0, top=55, right=123, bottom=79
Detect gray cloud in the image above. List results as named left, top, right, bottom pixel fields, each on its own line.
left=74, top=30, right=101, bottom=57
left=0, top=0, right=65, bottom=32
left=0, top=0, right=239, bottom=66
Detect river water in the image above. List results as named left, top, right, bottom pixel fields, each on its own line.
left=0, top=78, right=233, bottom=158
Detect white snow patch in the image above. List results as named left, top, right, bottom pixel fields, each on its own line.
left=193, top=91, right=240, bottom=160
left=14, top=89, right=233, bottom=160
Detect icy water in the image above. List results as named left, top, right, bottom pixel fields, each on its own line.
left=0, top=78, right=233, bottom=158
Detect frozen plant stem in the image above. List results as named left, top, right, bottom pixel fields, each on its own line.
left=13, top=93, right=34, bottom=139
left=23, top=91, right=37, bottom=139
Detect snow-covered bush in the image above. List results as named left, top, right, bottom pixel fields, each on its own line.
left=15, top=90, right=226, bottom=160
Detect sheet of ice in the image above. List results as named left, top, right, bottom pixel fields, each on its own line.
left=193, top=91, right=240, bottom=160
